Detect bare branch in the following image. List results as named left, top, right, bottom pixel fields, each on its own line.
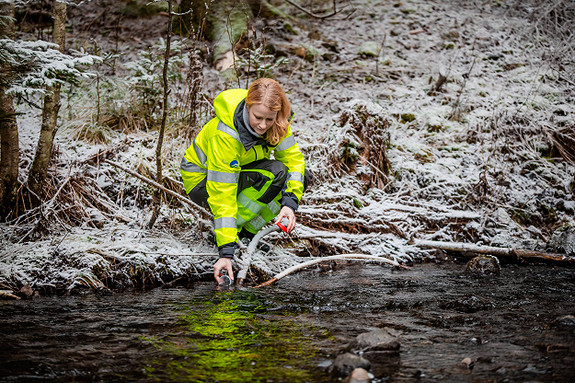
left=283, top=0, right=350, bottom=19
left=102, top=159, right=212, bottom=221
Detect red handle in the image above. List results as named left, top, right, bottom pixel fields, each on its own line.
left=276, top=221, right=288, bottom=233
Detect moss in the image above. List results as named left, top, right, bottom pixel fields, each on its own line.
left=121, top=0, right=168, bottom=18
left=282, top=21, right=296, bottom=35
left=358, top=41, right=380, bottom=57
left=400, top=113, right=416, bottom=123
left=143, top=290, right=329, bottom=382
left=427, top=123, right=444, bottom=133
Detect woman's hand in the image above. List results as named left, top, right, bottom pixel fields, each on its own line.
left=213, top=257, right=234, bottom=284
left=275, top=206, right=296, bottom=233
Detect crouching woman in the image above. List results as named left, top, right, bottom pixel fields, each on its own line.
left=180, top=78, right=310, bottom=284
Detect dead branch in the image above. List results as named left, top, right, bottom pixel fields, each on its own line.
left=255, top=254, right=402, bottom=288
left=283, top=0, right=350, bottom=19
left=102, top=159, right=212, bottom=220
left=414, top=239, right=575, bottom=265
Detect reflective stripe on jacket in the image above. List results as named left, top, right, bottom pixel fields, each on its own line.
left=180, top=88, right=306, bottom=248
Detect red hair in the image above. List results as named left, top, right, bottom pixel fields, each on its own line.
left=245, top=78, right=290, bottom=145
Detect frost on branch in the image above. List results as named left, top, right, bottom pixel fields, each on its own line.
left=0, top=38, right=99, bottom=100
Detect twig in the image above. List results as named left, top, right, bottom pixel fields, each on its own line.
left=283, top=0, right=348, bottom=19
left=102, top=159, right=212, bottom=220
left=17, top=175, right=72, bottom=243
left=255, top=254, right=402, bottom=288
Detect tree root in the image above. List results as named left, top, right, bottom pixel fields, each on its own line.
left=254, top=254, right=402, bottom=288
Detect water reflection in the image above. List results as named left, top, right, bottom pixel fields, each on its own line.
left=143, top=288, right=330, bottom=382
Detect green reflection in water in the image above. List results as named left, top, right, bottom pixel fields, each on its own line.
left=143, top=289, right=330, bottom=382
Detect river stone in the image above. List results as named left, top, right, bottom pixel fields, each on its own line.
left=554, top=315, right=575, bottom=327
left=548, top=223, right=575, bottom=255
left=464, top=255, right=501, bottom=276
left=328, top=352, right=371, bottom=377
left=352, top=328, right=400, bottom=353
left=343, top=367, right=372, bottom=383
left=18, top=284, right=34, bottom=298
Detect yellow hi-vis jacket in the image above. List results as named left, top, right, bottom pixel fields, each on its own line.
left=180, top=88, right=306, bottom=251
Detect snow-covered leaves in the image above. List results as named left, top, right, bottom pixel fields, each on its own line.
left=0, top=38, right=100, bottom=100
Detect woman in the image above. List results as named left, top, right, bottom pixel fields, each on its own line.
left=180, top=78, right=309, bottom=284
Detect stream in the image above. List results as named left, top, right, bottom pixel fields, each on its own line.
left=1, top=261, right=574, bottom=382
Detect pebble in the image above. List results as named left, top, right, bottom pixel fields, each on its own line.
left=343, top=367, right=372, bottom=383
left=352, top=328, right=400, bottom=353
left=464, top=255, right=501, bottom=276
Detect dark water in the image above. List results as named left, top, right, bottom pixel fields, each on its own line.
left=1, top=261, right=574, bottom=382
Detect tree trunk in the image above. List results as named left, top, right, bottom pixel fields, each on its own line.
left=175, top=0, right=254, bottom=64
left=28, top=0, right=66, bottom=200
left=147, top=0, right=174, bottom=229
left=0, top=0, right=20, bottom=220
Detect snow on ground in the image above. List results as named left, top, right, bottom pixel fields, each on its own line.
left=1, top=0, right=574, bottom=292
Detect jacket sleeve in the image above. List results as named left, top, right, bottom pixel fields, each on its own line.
left=205, top=132, right=241, bottom=257
left=273, top=125, right=306, bottom=211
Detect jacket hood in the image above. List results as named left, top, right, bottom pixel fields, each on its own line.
left=213, top=88, right=248, bottom=128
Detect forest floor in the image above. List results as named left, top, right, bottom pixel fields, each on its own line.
left=1, top=0, right=574, bottom=294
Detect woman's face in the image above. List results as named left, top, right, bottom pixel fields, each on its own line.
left=247, top=103, right=277, bottom=135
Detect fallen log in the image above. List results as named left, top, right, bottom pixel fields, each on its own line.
left=413, top=239, right=575, bottom=265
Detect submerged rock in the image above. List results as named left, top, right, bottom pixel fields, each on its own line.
left=328, top=352, right=371, bottom=377
left=464, top=255, right=501, bottom=276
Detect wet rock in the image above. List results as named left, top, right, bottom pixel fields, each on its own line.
left=352, top=328, right=400, bottom=353
left=548, top=223, right=575, bottom=255
left=464, top=255, right=501, bottom=276
left=18, top=284, right=34, bottom=299
left=554, top=314, right=575, bottom=327
left=328, top=352, right=371, bottom=377
left=460, top=357, right=474, bottom=369
left=342, top=367, right=372, bottom=383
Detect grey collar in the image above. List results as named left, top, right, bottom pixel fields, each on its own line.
left=243, top=105, right=263, bottom=138
left=233, top=100, right=269, bottom=151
